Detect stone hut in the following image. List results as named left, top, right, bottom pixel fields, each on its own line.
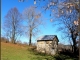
left=37, top=35, right=59, bottom=55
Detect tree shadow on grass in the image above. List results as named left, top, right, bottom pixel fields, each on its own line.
left=28, top=47, right=78, bottom=60
left=53, top=54, right=78, bottom=60
left=53, top=50, right=79, bottom=60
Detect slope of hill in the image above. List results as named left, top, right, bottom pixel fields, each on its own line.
left=1, top=42, right=31, bottom=60
left=1, top=42, right=78, bottom=60
left=1, top=42, right=54, bottom=60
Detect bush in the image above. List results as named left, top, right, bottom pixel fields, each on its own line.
left=1, top=37, right=9, bottom=43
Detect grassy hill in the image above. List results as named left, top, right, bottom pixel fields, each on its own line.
left=1, top=42, right=78, bottom=60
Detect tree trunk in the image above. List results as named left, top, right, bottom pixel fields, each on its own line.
left=11, top=37, right=15, bottom=44
left=72, top=45, right=73, bottom=52
left=71, top=32, right=77, bottom=54
left=29, top=27, right=32, bottom=46
left=11, top=32, right=15, bottom=44
left=11, top=16, right=16, bottom=44
left=29, top=33, right=32, bottom=46
left=73, top=40, right=77, bottom=54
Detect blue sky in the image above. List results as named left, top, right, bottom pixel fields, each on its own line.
left=1, top=0, right=69, bottom=44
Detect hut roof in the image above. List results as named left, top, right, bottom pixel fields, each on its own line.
left=37, top=35, right=59, bottom=41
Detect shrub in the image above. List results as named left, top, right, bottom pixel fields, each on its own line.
left=1, top=37, right=9, bottom=43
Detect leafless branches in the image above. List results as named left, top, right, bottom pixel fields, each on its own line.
left=22, top=6, right=43, bottom=45
left=3, top=7, right=22, bottom=43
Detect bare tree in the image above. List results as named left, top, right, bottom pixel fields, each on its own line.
left=22, top=6, right=42, bottom=46
left=33, top=0, right=79, bottom=54
left=3, top=7, right=22, bottom=44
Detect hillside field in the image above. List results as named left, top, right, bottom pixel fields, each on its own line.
left=1, top=42, right=78, bottom=60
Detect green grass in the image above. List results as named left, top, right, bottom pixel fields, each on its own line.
left=1, top=42, right=78, bottom=60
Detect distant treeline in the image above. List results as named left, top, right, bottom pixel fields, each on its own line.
left=1, top=37, right=9, bottom=43
left=1, top=37, right=36, bottom=46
